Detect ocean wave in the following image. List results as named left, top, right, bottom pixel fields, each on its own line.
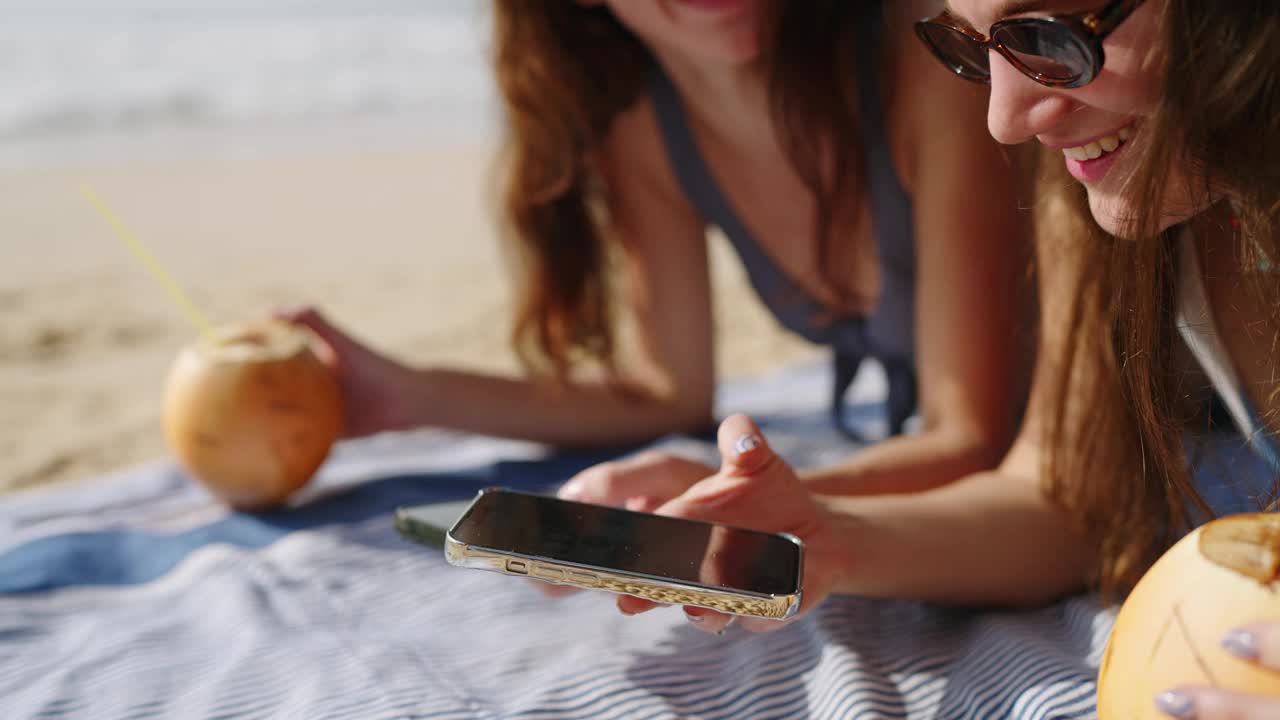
left=0, top=12, right=497, bottom=139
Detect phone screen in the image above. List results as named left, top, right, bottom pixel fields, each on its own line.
left=448, top=489, right=802, bottom=596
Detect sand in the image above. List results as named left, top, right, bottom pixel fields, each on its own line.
left=0, top=127, right=819, bottom=494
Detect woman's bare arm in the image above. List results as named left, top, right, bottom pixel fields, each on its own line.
left=803, top=25, right=1035, bottom=495
left=406, top=100, right=721, bottom=445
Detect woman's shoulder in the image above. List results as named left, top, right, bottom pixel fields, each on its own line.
left=879, top=2, right=1018, bottom=194
left=601, top=93, right=661, bottom=168
left=592, top=91, right=703, bottom=246
left=597, top=93, right=691, bottom=213
left=883, top=5, right=988, bottom=122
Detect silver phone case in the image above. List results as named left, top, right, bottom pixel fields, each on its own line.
left=438, top=488, right=805, bottom=621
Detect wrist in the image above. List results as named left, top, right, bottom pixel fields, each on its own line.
left=393, top=366, right=447, bottom=430
left=799, top=506, right=861, bottom=610
left=799, top=462, right=869, bottom=494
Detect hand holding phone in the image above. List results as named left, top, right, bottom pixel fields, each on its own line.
left=397, top=486, right=805, bottom=620
left=396, top=415, right=839, bottom=632
left=607, top=415, right=837, bottom=633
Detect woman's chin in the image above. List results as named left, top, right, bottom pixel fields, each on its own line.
left=1086, top=191, right=1137, bottom=239
left=1086, top=191, right=1187, bottom=240
left=1085, top=179, right=1214, bottom=240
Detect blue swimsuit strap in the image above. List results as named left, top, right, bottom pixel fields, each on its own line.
left=648, top=1, right=919, bottom=438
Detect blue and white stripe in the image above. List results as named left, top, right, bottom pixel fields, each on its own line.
left=2, top=526, right=1110, bottom=719
left=0, top=363, right=1112, bottom=719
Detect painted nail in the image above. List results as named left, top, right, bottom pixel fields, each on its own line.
left=683, top=607, right=708, bottom=624
left=1221, top=628, right=1260, bottom=660
left=733, top=434, right=760, bottom=456
left=1154, top=690, right=1195, bottom=719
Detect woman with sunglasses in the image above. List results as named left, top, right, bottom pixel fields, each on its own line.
left=595, top=0, right=1279, bottom=714
left=916, top=1, right=1280, bottom=716
left=277, top=1, right=1033, bottom=496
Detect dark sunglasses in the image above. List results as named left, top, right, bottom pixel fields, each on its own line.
left=915, top=0, right=1146, bottom=88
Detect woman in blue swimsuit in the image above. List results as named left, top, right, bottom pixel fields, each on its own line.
left=281, top=0, right=1035, bottom=496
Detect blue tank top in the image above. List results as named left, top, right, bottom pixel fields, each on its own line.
left=649, top=6, right=917, bottom=440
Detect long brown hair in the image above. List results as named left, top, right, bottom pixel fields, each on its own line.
left=1040, top=0, right=1280, bottom=597
left=491, top=0, right=879, bottom=376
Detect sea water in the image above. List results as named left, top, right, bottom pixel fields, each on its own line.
left=0, top=0, right=497, bottom=168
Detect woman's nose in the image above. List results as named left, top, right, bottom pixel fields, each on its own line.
left=985, top=51, right=1074, bottom=145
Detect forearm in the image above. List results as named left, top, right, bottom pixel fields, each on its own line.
left=397, top=366, right=714, bottom=446
left=801, top=427, right=1007, bottom=496
left=813, top=469, right=1090, bottom=607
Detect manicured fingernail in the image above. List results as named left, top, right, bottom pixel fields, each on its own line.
left=684, top=607, right=709, bottom=624
left=1221, top=628, right=1260, bottom=660
left=1154, top=690, right=1195, bottom=719
left=733, top=434, right=760, bottom=456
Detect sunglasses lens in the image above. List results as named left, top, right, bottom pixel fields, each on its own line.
left=916, top=22, right=990, bottom=82
left=992, top=21, right=1093, bottom=84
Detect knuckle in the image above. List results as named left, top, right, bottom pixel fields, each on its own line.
left=592, top=465, right=623, bottom=487
left=630, top=450, right=671, bottom=467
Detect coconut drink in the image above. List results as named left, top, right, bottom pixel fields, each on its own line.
left=1097, top=513, right=1280, bottom=719
left=162, top=320, right=344, bottom=510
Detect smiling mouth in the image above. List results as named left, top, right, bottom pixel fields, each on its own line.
left=1061, top=125, right=1135, bottom=162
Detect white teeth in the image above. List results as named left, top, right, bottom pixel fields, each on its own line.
left=1061, top=126, right=1133, bottom=162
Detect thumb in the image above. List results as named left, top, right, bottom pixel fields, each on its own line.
left=716, top=413, right=777, bottom=479
left=273, top=306, right=356, bottom=361
left=654, top=414, right=790, bottom=524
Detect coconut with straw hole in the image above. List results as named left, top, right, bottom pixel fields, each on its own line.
left=83, top=186, right=344, bottom=510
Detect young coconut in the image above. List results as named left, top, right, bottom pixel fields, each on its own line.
left=162, top=320, right=343, bottom=510
left=1096, top=513, right=1280, bottom=719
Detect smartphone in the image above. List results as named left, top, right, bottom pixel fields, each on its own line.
left=395, top=487, right=804, bottom=620
left=386, top=498, right=476, bottom=548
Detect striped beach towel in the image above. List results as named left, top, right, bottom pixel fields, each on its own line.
left=0, top=362, right=1111, bottom=719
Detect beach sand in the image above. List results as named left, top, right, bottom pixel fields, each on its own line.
left=0, top=132, right=819, bottom=494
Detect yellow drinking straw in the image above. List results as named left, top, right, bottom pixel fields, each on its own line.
left=81, top=185, right=216, bottom=340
